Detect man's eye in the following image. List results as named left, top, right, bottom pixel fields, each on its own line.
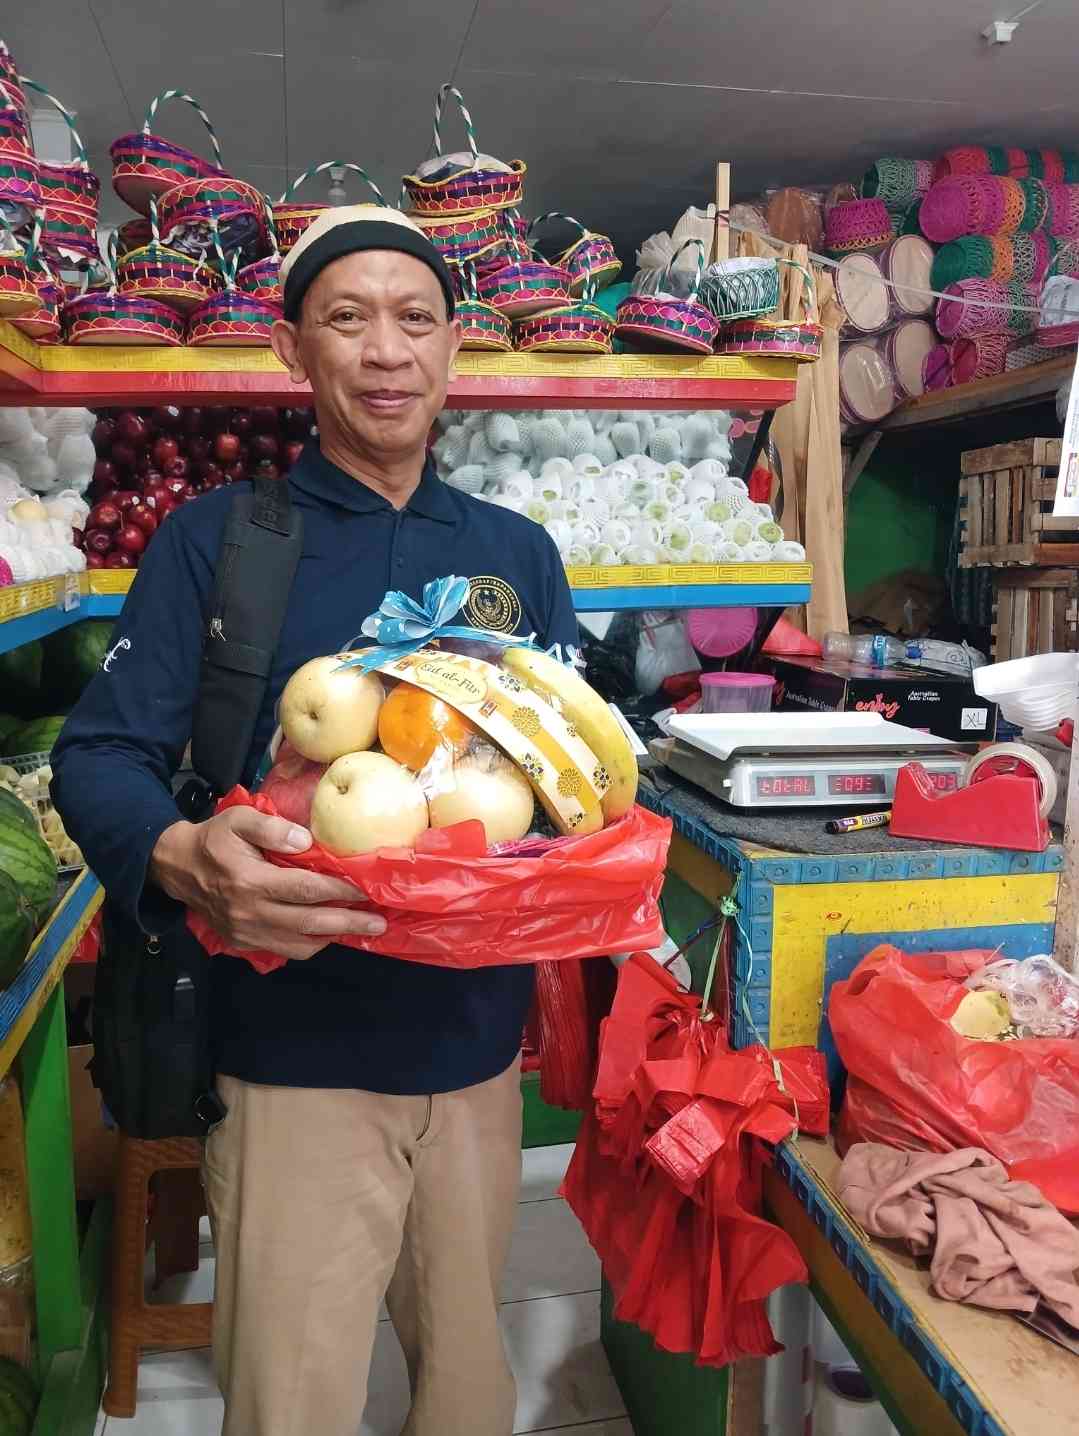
left=404, top=311, right=434, bottom=325
left=334, top=310, right=360, bottom=324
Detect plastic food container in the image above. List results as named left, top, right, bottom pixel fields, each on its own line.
left=699, top=672, right=775, bottom=714
left=972, top=652, right=1079, bottom=729
left=686, top=606, right=759, bottom=658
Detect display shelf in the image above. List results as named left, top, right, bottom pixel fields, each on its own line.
left=0, top=573, right=129, bottom=655
left=566, top=562, right=812, bottom=610
left=0, top=869, right=101, bottom=1083
left=877, top=354, right=1074, bottom=433
left=0, top=324, right=798, bottom=409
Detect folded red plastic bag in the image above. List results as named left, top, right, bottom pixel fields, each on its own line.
left=187, top=785, right=670, bottom=973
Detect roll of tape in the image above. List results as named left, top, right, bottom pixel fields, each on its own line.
left=963, top=741, right=1058, bottom=818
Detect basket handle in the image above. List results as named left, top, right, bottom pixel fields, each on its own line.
left=663, top=238, right=707, bottom=303
left=432, top=84, right=478, bottom=162
left=207, top=215, right=239, bottom=290
left=457, top=260, right=479, bottom=303
left=260, top=193, right=281, bottom=259
left=528, top=212, right=597, bottom=302
left=277, top=161, right=387, bottom=206
left=0, top=209, right=42, bottom=264
left=102, top=229, right=119, bottom=293
left=142, top=91, right=223, bottom=170
left=775, top=254, right=817, bottom=323
left=17, top=77, right=88, bottom=167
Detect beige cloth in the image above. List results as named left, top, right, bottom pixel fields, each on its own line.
left=838, top=1143, right=1079, bottom=1326
left=203, top=1060, right=523, bottom=1436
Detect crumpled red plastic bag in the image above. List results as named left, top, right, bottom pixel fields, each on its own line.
left=831, top=944, right=1079, bottom=1214
left=562, top=952, right=830, bottom=1367
left=187, top=785, right=670, bottom=973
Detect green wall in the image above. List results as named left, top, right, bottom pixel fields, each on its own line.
left=844, top=450, right=956, bottom=598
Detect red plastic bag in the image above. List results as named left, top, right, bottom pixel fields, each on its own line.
left=187, top=786, right=670, bottom=974
left=831, top=944, right=1079, bottom=1214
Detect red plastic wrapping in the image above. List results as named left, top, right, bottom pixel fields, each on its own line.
left=526, top=957, right=617, bottom=1111
left=831, top=945, right=1079, bottom=1214
left=187, top=786, right=670, bottom=974
left=562, top=953, right=830, bottom=1367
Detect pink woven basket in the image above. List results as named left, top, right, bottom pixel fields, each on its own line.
left=272, top=162, right=388, bottom=255
left=920, top=176, right=1054, bottom=243
left=949, top=335, right=1008, bottom=384
left=0, top=152, right=40, bottom=216
left=110, top=90, right=228, bottom=216
left=922, top=343, right=953, bottom=392
left=0, top=105, right=31, bottom=161
left=116, top=197, right=222, bottom=314
left=716, top=318, right=822, bottom=362
left=63, top=291, right=187, bottom=346
left=825, top=197, right=894, bottom=254
left=615, top=239, right=719, bottom=356
left=17, top=79, right=100, bottom=262
left=477, top=259, right=571, bottom=319
left=935, top=278, right=1038, bottom=339
left=527, top=212, right=621, bottom=296
left=10, top=262, right=62, bottom=342
left=403, top=85, right=525, bottom=217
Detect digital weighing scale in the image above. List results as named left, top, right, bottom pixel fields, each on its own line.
left=662, top=712, right=977, bottom=809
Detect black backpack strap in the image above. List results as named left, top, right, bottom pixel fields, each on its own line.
left=189, top=477, right=303, bottom=798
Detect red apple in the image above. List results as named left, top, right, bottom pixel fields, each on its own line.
left=116, top=411, right=149, bottom=446
left=92, top=417, right=116, bottom=451
left=250, top=406, right=279, bottom=433
left=92, top=458, right=117, bottom=489
left=187, top=435, right=212, bottom=464
left=182, top=407, right=206, bottom=436
left=283, top=440, right=305, bottom=469
left=199, top=460, right=223, bottom=484
left=214, top=432, right=241, bottom=463
left=116, top=523, right=147, bottom=556
left=285, top=407, right=314, bottom=437
left=141, top=467, right=163, bottom=487
left=110, top=439, right=137, bottom=472
left=260, top=741, right=327, bottom=827
left=85, top=551, right=107, bottom=569
left=87, top=500, right=122, bottom=531
left=152, top=436, right=180, bottom=468
left=250, top=433, right=279, bottom=462
left=112, top=490, right=143, bottom=512
left=230, top=410, right=253, bottom=438
left=127, top=505, right=158, bottom=537
left=71, top=526, right=85, bottom=551
left=84, top=528, right=113, bottom=555
left=151, top=405, right=182, bottom=431
left=163, top=477, right=189, bottom=502
left=225, top=461, right=246, bottom=484
left=164, top=456, right=190, bottom=480
left=106, top=550, right=137, bottom=568
left=201, top=468, right=226, bottom=490
left=154, top=498, right=179, bottom=520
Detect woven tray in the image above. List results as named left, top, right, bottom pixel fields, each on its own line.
left=63, top=291, right=187, bottom=346
left=514, top=304, right=614, bottom=354
left=187, top=291, right=281, bottom=347
left=717, top=317, right=822, bottom=362
left=110, top=90, right=227, bottom=215
left=477, top=260, right=572, bottom=318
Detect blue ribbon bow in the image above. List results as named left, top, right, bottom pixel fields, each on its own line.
left=335, top=574, right=533, bottom=673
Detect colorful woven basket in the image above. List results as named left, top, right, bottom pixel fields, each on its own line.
left=0, top=104, right=31, bottom=161
left=920, top=176, right=1055, bottom=243
left=272, top=161, right=388, bottom=254
left=930, top=232, right=1062, bottom=289
left=0, top=219, right=38, bottom=318
left=616, top=240, right=719, bottom=356
left=949, top=334, right=1008, bottom=385
left=825, top=197, right=894, bottom=255
left=116, top=197, right=221, bottom=314
left=512, top=237, right=613, bottom=354
left=414, top=208, right=502, bottom=265
left=403, top=85, right=525, bottom=217
left=527, top=212, right=621, bottom=296
left=477, top=258, right=571, bottom=319
left=452, top=263, right=513, bottom=351
left=187, top=290, right=281, bottom=346
left=699, top=256, right=780, bottom=322
left=116, top=217, right=153, bottom=257
left=156, top=175, right=265, bottom=254
left=63, top=291, right=186, bottom=346
left=934, top=147, right=1079, bottom=184
left=17, top=78, right=100, bottom=260
left=110, top=90, right=227, bottom=216
left=0, top=151, right=41, bottom=217
left=935, top=278, right=1039, bottom=340
left=10, top=260, right=62, bottom=342
left=0, top=75, right=27, bottom=123
left=717, top=317, right=823, bottom=362
left=1047, top=185, right=1079, bottom=240
left=860, top=158, right=934, bottom=213
left=236, top=255, right=281, bottom=306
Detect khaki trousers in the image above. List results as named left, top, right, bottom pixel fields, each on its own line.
left=203, top=1060, right=523, bottom=1436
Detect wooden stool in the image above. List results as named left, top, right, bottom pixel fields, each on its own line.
left=103, top=1135, right=213, bottom=1418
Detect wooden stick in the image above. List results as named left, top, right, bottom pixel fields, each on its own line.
left=713, top=162, right=730, bottom=264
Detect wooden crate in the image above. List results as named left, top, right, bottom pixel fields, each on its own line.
left=958, top=438, right=1073, bottom=566
left=992, top=567, right=1079, bottom=661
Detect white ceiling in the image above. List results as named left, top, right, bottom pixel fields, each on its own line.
left=5, top=0, right=1079, bottom=259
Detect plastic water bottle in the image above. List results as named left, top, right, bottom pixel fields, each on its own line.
left=823, top=632, right=906, bottom=667
left=823, top=633, right=986, bottom=674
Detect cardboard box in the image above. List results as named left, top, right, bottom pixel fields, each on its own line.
left=68, top=1046, right=117, bottom=1201
left=767, top=655, right=998, bottom=743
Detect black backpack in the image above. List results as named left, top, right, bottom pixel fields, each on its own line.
left=93, top=477, right=303, bottom=1138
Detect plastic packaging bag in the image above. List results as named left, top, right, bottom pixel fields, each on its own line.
left=831, top=945, right=1079, bottom=1213
left=634, top=610, right=700, bottom=696
left=188, top=786, right=670, bottom=974
left=966, top=954, right=1079, bottom=1039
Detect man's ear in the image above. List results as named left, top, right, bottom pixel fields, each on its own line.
left=447, top=317, right=463, bottom=380
left=271, top=319, right=308, bottom=385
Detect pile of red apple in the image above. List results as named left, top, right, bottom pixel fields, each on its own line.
left=82, top=404, right=314, bottom=568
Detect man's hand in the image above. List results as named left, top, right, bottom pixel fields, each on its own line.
left=150, top=809, right=386, bottom=962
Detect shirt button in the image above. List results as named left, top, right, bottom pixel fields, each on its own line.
left=395, top=556, right=404, bottom=568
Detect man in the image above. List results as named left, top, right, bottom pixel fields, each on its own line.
left=52, top=206, right=578, bottom=1436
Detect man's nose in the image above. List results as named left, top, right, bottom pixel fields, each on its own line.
left=362, top=315, right=412, bottom=367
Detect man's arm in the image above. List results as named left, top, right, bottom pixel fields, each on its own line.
left=537, top=529, right=581, bottom=659
left=51, top=503, right=385, bottom=960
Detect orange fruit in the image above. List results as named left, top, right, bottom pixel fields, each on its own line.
left=377, top=682, right=480, bottom=770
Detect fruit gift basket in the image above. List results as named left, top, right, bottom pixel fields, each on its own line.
left=188, top=575, right=671, bottom=972
left=403, top=84, right=525, bottom=217
left=615, top=238, right=720, bottom=355
left=272, top=161, right=388, bottom=255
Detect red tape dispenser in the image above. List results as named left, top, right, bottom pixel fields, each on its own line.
left=890, top=748, right=1052, bottom=852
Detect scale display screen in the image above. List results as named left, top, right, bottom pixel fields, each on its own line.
left=827, top=773, right=887, bottom=796
left=756, top=773, right=817, bottom=798
left=928, top=771, right=959, bottom=792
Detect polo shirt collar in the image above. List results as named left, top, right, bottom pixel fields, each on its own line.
left=288, top=442, right=457, bottom=524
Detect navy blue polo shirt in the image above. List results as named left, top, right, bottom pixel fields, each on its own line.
left=51, top=443, right=579, bottom=1095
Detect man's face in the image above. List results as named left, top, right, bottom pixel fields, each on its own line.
left=272, top=248, right=461, bottom=461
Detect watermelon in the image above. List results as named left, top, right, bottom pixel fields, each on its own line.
left=43, top=619, right=115, bottom=705
left=0, top=718, right=21, bottom=749
left=0, top=872, right=35, bottom=987
left=0, top=792, right=36, bottom=837
left=0, top=820, right=57, bottom=927
left=0, top=646, right=42, bottom=715
left=4, top=716, right=68, bottom=760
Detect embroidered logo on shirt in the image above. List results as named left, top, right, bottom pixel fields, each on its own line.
left=465, top=576, right=522, bottom=634
left=102, top=637, right=132, bottom=673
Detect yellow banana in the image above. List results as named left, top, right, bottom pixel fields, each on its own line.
left=502, top=648, right=638, bottom=823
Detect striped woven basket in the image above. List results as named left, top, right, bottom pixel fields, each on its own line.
left=63, top=291, right=187, bottom=346
left=237, top=255, right=281, bottom=306
left=477, top=259, right=571, bottom=319
left=512, top=236, right=613, bottom=353
left=414, top=209, right=503, bottom=265
left=116, top=218, right=153, bottom=257
left=0, top=249, right=37, bottom=318
left=860, top=158, right=934, bottom=212
left=187, top=290, right=281, bottom=347
left=110, top=91, right=228, bottom=216
left=403, top=85, right=525, bottom=217
left=934, top=146, right=1079, bottom=183
left=0, top=104, right=31, bottom=161
left=116, top=199, right=222, bottom=315
left=452, top=265, right=513, bottom=351
left=527, top=213, right=621, bottom=297
left=0, top=152, right=41, bottom=216
left=10, top=261, right=62, bottom=342
left=935, top=278, right=1039, bottom=340
left=949, top=335, right=1008, bottom=384
left=156, top=175, right=265, bottom=252
left=18, top=78, right=100, bottom=265
left=717, top=317, right=823, bottom=362
left=615, top=240, right=719, bottom=356
left=272, top=162, right=388, bottom=255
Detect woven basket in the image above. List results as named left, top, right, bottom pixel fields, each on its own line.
left=272, top=162, right=388, bottom=255
left=717, top=317, right=823, bottom=362
left=477, top=258, right=571, bottom=319
left=414, top=208, right=502, bottom=265
left=116, top=217, right=153, bottom=257
left=935, top=278, right=1039, bottom=340
left=63, top=291, right=186, bottom=346
left=949, top=334, right=1008, bottom=384
left=934, top=146, right=1079, bottom=183
left=513, top=229, right=614, bottom=353
left=10, top=261, right=62, bottom=342
left=237, top=254, right=281, bottom=305
left=18, top=78, right=100, bottom=262
left=156, top=175, right=265, bottom=252
left=0, top=213, right=39, bottom=319
left=922, top=342, right=955, bottom=393
left=451, top=262, right=514, bottom=350
left=110, top=90, right=227, bottom=216
left=860, top=158, right=934, bottom=212
left=116, top=196, right=221, bottom=314
left=527, top=212, right=621, bottom=297
left=825, top=198, right=894, bottom=255
left=0, top=105, right=31, bottom=161
left=921, top=176, right=1053, bottom=243
left=187, top=290, right=281, bottom=347
left=403, top=85, right=525, bottom=216
left=699, top=256, right=780, bottom=322
left=615, top=239, right=719, bottom=355
left=0, top=152, right=41, bottom=216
